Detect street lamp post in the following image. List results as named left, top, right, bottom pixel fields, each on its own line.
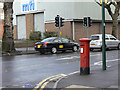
left=102, top=0, right=106, bottom=70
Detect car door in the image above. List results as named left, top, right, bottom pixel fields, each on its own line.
left=105, top=35, right=110, bottom=48
left=61, top=38, right=73, bottom=50
left=53, top=38, right=64, bottom=50
left=109, top=35, right=118, bottom=48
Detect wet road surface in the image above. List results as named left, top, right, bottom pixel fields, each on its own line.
left=2, top=49, right=119, bottom=88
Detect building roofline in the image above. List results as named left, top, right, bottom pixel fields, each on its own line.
left=73, top=19, right=120, bottom=23
left=15, top=10, right=45, bottom=16
left=45, top=18, right=120, bottom=24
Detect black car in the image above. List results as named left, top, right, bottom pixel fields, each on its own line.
left=35, top=37, right=79, bottom=54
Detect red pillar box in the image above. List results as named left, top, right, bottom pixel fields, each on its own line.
left=79, top=38, right=91, bottom=75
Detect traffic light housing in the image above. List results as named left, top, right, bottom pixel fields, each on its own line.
left=83, top=17, right=92, bottom=27
left=60, top=17, right=64, bottom=27
left=88, top=17, right=92, bottom=27
left=83, top=17, right=87, bottom=27
left=55, top=15, right=59, bottom=27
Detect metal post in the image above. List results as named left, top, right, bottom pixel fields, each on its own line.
left=87, top=17, right=89, bottom=38
left=72, top=21, right=75, bottom=41
left=102, top=0, right=106, bottom=70
left=59, top=15, right=60, bottom=38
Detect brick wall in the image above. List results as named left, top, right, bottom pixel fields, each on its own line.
left=26, top=14, right=34, bottom=39
left=105, top=23, right=112, bottom=34
left=75, top=22, right=114, bottom=43
left=0, top=8, right=4, bottom=39
left=13, top=14, right=34, bottom=40
left=74, top=22, right=101, bottom=43
left=0, top=20, right=4, bottom=39
left=13, top=25, right=17, bottom=39
left=13, top=19, right=119, bottom=41
left=45, top=21, right=116, bottom=43
left=45, top=22, right=73, bottom=40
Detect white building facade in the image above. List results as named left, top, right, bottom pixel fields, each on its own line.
left=13, top=0, right=120, bottom=40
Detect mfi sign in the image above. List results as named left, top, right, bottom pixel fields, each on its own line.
left=22, top=0, right=37, bottom=12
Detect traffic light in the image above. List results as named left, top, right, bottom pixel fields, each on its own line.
left=88, top=17, right=92, bottom=27
left=55, top=15, right=59, bottom=27
left=83, top=17, right=87, bottom=27
left=83, top=17, right=92, bottom=27
left=60, top=17, right=64, bottom=27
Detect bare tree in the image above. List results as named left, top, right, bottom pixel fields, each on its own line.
left=95, top=0, right=120, bottom=38
left=1, top=0, right=15, bottom=53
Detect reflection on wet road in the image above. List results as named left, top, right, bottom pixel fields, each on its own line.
left=2, top=50, right=119, bottom=88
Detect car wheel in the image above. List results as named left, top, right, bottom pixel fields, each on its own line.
left=51, top=47, right=57, bottom=54
left=73, top=46, right=78, bottom=52
left=118, top=44, right=120, bottom=50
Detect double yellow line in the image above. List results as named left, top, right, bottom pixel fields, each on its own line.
left=33, top=74, right=66, bottom=90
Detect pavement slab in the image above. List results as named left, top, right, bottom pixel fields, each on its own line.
left=57, top=64, right=119, bottom=89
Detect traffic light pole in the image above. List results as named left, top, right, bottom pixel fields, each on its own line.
left=59, top=16, right=60, bottom=38
left=87, top=17, right=89, bottom=38
left=83, top=17, right=92, bottom=38
left=55, top=15, right=64, bottom=37
left=102, top=0, right=106, bottom=70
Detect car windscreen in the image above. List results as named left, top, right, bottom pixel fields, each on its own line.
left=90, top=36, right=99, bottom=40
left=41, top=38, right=56, bottom=42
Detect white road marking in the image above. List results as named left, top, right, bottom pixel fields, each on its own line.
left=67, top=71, right=79, bottom=76
left=94, top=61, right=102, bottom=65
left=107, top=65, right=111, bottom=68
left=56, top=56, right=80, bottom=60
left=56, top=54, right=101, bottom=60
left=90, top=54, right=101, bottom=56
left=65, top=85, right=95, bottom=88
left=53, top=58, right=119, bottom=89
left=67, top=59, right=119, bottom=76
left=61, top=74, right=67, bottom=77
left=93, top=59, right=120, bottom=66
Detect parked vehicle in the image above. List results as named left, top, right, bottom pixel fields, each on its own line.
left=90, top=34, right=120, bottom=51
left=35, top=37, right=79, bottom=54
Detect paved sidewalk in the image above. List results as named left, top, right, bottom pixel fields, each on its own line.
left=15, top=47, right=38, bottom=55
left=15, top=47, right=35, bottom=51
left=1, top=47, right=38, bottom=56
left=56, top=63, right=119, bottom=90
